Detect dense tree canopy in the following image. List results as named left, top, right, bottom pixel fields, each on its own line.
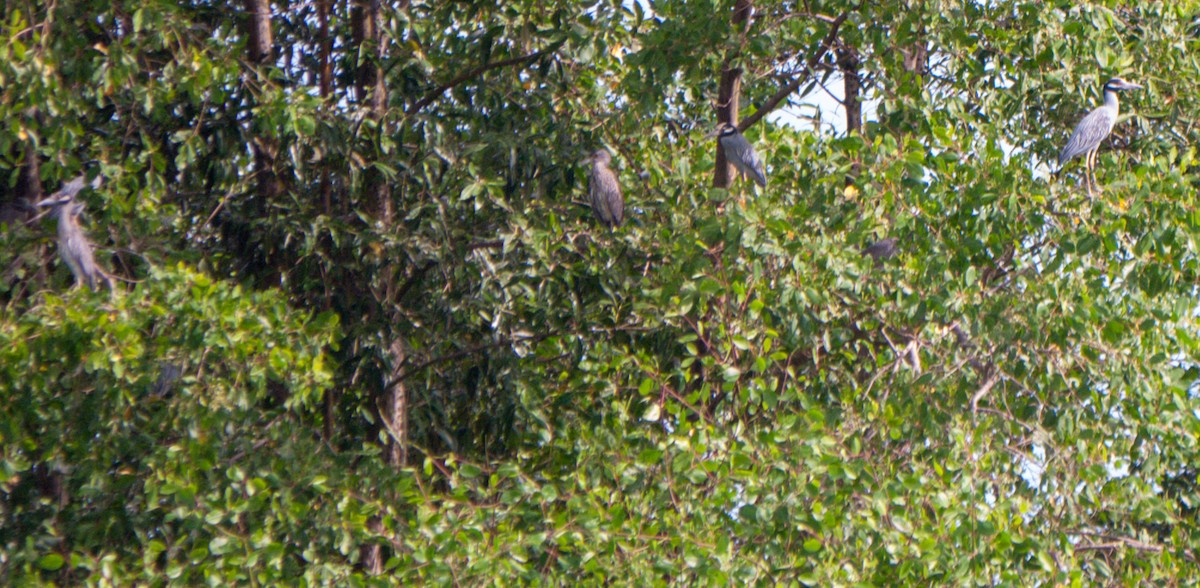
left=4, top=0, right=1200, bottom=584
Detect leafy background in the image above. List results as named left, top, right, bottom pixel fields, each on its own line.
left=3, top=0, right=1200, bottom=584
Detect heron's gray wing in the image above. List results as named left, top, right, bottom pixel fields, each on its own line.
left=151, top=362, right=182, bottom=396
left=861, top=237, right=899, bottom=262
left=589, top=166, right=624, bottom=228
left=608, top=176, right=624, bottom=226
left=745, top=150, right=768, bottom=187
left=1059, top=107, right=1116, bottom=166
left=721, top=133, right=768, bottom=187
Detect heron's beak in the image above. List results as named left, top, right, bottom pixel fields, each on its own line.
left=703, top=130, right=720, bottom=139
left=35, top=197, right=71, bottom=208
left=1122, top=81, right=1143, bottom=90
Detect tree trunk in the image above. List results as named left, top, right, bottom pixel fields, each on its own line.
left=15, top=140, right=41, bottom=204
left=351, top=0, right=405, bottom=476
left=838, top=42, right=862, bottom=185
left=712, top=0, right=754, bottom=188
left=838, top=45, right=861, bottom=136
left=317, top=0, right=335, bottom=444
left=242, top=0, right=282, bottom=207
left=352, top=0, right=392, bottom=223
left=1, top=138, right=41, bottom=225
left=347, top=8, right=413, bottom=575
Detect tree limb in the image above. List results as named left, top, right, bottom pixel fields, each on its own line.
left=408, top=47, right=554, bottom=114
left=970, top=371, right=1000, bottom=413
left=1070, top=530, right=1195, bottom=561
left=382, top=332, right=551, bottom=392
left=737, top=11, right=849, bottom=132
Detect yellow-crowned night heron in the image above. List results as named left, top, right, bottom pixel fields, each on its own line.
left=1059, top=77, right=1142, bottom=197
left=586, top=149, right=624, bottom=228
left=37, top=175, right=104, bottom=290
left=709, top=122, right=767, bottom=187
left=861, top=237, right=898, bottom=264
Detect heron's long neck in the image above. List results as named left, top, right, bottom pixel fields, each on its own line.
left=1103, top=88, right=1120, bottom=115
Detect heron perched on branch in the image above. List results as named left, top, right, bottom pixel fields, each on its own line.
left=586, top=149, right=624, bottom=229
left=37, top=175, right=106, bottom=290
left=1058, top=77, right=1142, bottom=197
left=708, top=122, right=767, bottom=188
left=861, top=237, right=899, bottom=264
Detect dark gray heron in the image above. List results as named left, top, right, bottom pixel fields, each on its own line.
left=708, top=122, right=767, bottom=188
left=861, top=237, right=899, bottom=264
left=1058, top=77, right=1142, bottom=197
left=586, top=149, right=624, bottom=228
left=37, top=175, right=105, bottom=290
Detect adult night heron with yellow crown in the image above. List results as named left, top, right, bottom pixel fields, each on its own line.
left=1059, top=77, right=1142, bottom=197
left=37, top=175, right=105, bottom=290
left=709, top=122, right=767, bottom=188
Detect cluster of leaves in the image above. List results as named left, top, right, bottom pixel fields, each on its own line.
left=3, top=0, right=1200, bottom=584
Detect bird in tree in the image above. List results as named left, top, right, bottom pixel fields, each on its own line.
left=709, top=122, right=767, bottom=188
left=861, top=237, right=899, bottom=264
left=586, top=149, right=624, bottom=229
left=1058, top=77, right=1142, bottom=197
left=37, top=175, right=106, bottom=290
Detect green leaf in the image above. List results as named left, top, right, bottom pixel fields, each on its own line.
left=37, top=553, right=65, bottom=571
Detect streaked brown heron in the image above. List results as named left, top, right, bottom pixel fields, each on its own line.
left=586, top=149, right=624, bottom=229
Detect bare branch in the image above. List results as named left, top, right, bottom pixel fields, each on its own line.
left=738, top=12, right=849, bottom=133
left=1070, top=530, right=1194, bottom=561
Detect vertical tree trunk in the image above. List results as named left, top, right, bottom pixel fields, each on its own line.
left=838, top=45, right=861, bottom=135
left=351, top=1, right=400, bottom=573
left=2, top=138, right=41, bottom=225
left=386, top=340, right=409, bottom=467
left=352, top=0, right=392, bottom=224
left=318, top=0, right=333, bottom=215
left=351, top=0, right=405, bottom=471
left=712, top=0, right=753, bottom=188
left=316, top=0, right=336, bottom=444
left=838, top=42, right=862, bottom=185
left=15, top=140, right=41, bottom=204
left=242, top=0, right=282, bottom=204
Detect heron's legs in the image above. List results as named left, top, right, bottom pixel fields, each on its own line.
left=1085, top=148, right=1097, bottom=198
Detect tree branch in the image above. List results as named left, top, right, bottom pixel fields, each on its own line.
left=970, top=371, right=1000, bottom=413
left=408, top=47, right=554, bottom=114
left=382, top=333, right=551, bottom=392
left=737, top=11, right=849, bottom=132
left=1070, top=530, right=1195, bottom=560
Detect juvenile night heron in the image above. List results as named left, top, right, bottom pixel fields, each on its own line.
left=586, top=149, right=624, bottom=228
left=1058, top=77, right=1143, bottom=197
left=37, top=175, right=105, bottom=290
left=709, top=122, right=767, bottom=188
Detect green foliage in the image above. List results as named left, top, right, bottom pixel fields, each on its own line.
left=4, top=0, right=1200, bottom=585
left=1, top=265, right=339, bottom=584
